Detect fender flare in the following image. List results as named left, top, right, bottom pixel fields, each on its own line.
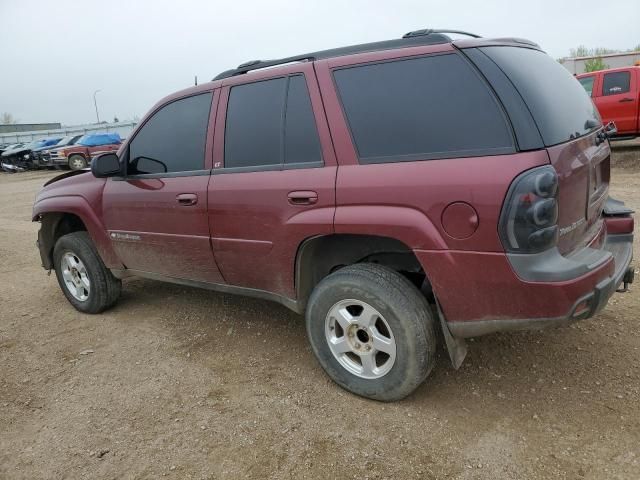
left=334, top=205, right=447, bottom=250
left=32, top=195, right=123, bottom=269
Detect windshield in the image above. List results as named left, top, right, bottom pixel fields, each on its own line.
left=55, top=136, right=74, bottom=146
left=479, top=46, right=601, bottom=146
left=578, top=76, right=595, bottom=96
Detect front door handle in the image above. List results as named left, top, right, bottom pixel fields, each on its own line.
left=619, top=97, right=634, bottom=103
left=176, top=193, right=198, bottom=206
left=288, top=191, right=318, bottom=205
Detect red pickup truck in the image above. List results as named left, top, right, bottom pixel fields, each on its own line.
left=49, top=133, right=122, bottom=170
left=577, top=66, right=640, bottom=138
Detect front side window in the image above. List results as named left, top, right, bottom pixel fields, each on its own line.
left=224, top=75, right=322, bottom=170
left=602, top=71, right=631, bottom=96
left=333, top=53, right=515, bottom=164
left=578, top=76, right=595, bottom=96
left=128, top=92, right=212, bottom=175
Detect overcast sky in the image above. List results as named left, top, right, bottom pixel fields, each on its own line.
left=1, top=0, right=638, bottom=126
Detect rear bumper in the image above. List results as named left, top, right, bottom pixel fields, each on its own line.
left=415, top=219, right=633, bottom=338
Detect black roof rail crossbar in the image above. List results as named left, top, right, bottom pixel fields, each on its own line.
left=215, top=54, right=317, bottom=80
left=403, top=29, right=481, bottom=39
left=492, top=37, right=541, bottom=48
left=213, top=31, right=457, bottom=80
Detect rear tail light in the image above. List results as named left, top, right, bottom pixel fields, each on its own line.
left=499, top=166, right=559, bottom=253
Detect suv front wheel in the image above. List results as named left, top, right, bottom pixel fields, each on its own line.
left=306, top=263, right=436, bottom=401
left=53, top=232, right=122, bottom=313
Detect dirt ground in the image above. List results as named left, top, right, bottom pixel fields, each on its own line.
left=1, top=163, right=639, bottom=480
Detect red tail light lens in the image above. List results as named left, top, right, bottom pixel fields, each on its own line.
left=500, top=166, right=559, bottom=253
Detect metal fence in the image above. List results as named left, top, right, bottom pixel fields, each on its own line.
left=0, top=121, right=138, bottom=144
left=0, top=123, right=62, bottom=133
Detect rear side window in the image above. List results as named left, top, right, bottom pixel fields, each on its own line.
left=478, top=47, right=601, bottom=147
left=602, top=71, right=630, bottom=96
left=128, top=92, right=212, bottom=174
left=578, top=76, right=595, bottom=96
left=224, top=75, right=322, bottom=170
left=284, top=76, right=322, bottom=165
left=333, top=53, right=514, bottom=164
left=225, top=78, right=285, bottom=169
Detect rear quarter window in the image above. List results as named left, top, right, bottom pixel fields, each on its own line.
left=333, top=53, right=515, bottom=164
left=478, top=46, right=601, bottom=147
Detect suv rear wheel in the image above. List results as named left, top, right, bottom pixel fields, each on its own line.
left=53, top=232, right=121, bottom=313
left=68, top=154, right=87, bottom=170
left=305, top=263, right=436, bottom=401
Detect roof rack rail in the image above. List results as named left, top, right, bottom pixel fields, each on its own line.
left=213, top=29, right=481, bottom=81
left=403, top=29, right=481, bottom=39
left=214, top=54, right=316, bottom=81
left=402, top=28, right=482, bottom=38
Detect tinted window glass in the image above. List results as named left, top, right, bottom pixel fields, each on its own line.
left=224, top=76, right=322, bottom=169
left=479, top=47, right=601, bottom=146
left=578, top=76, right=595, bottom=96
left=284, top=75, right=322, bottom=165
left=333, top=54, right=514, bottom=163
left=225, top=78, right=286, bottom=169
left=129, top=93, right=212, bottom=174
left=602, top=71, right=630, bottom=96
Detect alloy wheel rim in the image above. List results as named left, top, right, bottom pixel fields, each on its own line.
left=325, top=299, right=396, bottom=379
left=61, top=252, right=90, bottom=301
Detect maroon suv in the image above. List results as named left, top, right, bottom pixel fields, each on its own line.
left=33, top=29, right=634, bottom=401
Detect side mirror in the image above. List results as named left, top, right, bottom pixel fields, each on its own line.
left=91, top=153, right=121, bottom=178
left=135, top=156, right=167, bottom=174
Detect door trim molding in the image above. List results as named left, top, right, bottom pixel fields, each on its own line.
left=110, top=268, right=301, bottom=313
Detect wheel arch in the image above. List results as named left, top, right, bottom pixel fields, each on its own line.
left=33, top=197, right=123, bottom=270
left=294, top=233, right=433, bottom=310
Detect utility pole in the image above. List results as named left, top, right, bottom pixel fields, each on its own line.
left=93, top=89, right=102, bottom=123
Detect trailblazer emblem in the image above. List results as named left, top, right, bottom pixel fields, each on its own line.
left=110, top=232, right=141, bottom=241
left=559, top=218, right=586, bottom=237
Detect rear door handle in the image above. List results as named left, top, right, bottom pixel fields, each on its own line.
left=287, top=191, right=318, bottom=205
left=619, top=97, right=634, bottom=103
left=176, top=193, right=198, bottom=206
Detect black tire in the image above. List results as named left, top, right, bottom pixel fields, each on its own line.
left=53, top=231, right=121, bottom=314
left=305, top=263, right=436, bottom=401
left=68, top=154, right=87, bottom=170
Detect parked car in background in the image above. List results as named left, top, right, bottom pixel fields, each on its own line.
left=577, top=66, right=640, bottom=139
left=0, top=143, right=25, bottom=171
left=0, top=143, right=24, bottom=156
left=32, top=135, right=83, bottom=169
left=1, top=138, right=61, bottom=171
left=49, top=133, right=122, bottom=170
